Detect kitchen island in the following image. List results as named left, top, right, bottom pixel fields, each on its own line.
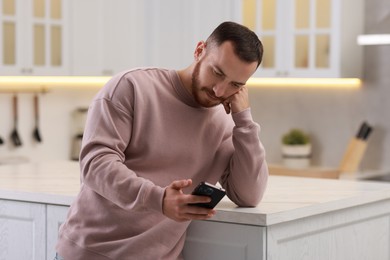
left=1, top=161, right=390, bottom=260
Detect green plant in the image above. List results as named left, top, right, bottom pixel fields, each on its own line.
left=282, top=128, right=310, bottom=145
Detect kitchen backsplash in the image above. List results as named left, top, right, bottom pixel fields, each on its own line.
left=0, top=89, right=96, bottom=164
left=0, top=72, right=389, bottom=172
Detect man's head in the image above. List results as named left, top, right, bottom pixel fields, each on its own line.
left=190, top=21, right=263, bottom=109
left=205, top=21, right=263, bottom=68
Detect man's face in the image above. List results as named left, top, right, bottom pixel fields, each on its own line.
left=190, top=41, right=257, bottom=108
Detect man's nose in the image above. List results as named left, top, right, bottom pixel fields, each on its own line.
left=212, top=82, right=227, bottom=98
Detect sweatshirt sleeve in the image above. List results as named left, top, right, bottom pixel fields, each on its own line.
left=219, top=108, right=269, bottom=207
left=79, top=75, right=165, bottom=213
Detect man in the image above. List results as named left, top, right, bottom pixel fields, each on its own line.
left=56, top=21, right=268, bottom=260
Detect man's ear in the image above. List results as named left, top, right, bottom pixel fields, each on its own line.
left=194, top=41, right=206, bottom=61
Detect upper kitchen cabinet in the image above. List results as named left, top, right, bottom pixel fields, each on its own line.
left=71, top=0, right=146, bottom=76
left=242, top=0, right=364, bottom=78
left=0, top=0, right=69, bottom=75
left=71, top=0, right=241, bottom=76
left=143, top=0, right=241, bottom=69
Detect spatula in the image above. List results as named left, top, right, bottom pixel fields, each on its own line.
left=10, top=95, right=22, bottom=147
left=33, top=94, right=42, bottom=142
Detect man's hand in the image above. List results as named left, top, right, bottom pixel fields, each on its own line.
left=222, top=86, right=250, bottom=114
left=163, top=179, right=216, bottom=222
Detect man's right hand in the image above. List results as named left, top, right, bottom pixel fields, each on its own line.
left=162, top=179, right=216, bottom=222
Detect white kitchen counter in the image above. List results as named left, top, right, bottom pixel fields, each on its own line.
left=2, top=161, right=390, bottom=260
left=1, top=160, right=390, bottom=226
left=0, top=161, right=80, bottom=205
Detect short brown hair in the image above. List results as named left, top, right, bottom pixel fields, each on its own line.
left=206, top=21, right=263, bottom=68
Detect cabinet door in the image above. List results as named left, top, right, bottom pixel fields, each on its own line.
left=144, top=0, right=241, bottom=69
left=27, top=0, right=70, bottom=75
left=243, top=0, right=280, bottom=77
left=0, top=0, right=69, bottom=75
left=69, top=0, right=100, bottom=75
left=0, top=199, right=46, bottom=260
left=243, top=0, right=362, bottom=78
left=0, top=0, right=23, bottom=74
left=99, top=0, right=146, bottom=75
left=46, top=205, right=69, bottom=260
left=288, top=0, right=332, bottom=77
left=183, top=220, right=266, bottom=260
left=267, top=199, right=390, bottom=260
left=71, top=0, right=145, bottom=76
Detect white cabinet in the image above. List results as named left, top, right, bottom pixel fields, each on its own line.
left=183, top=220, right=265, bottom=260
left=183, top=198, right=390, bottom=260
left=267, top=199, right=390, bottom=260
left=68, top=0, right=100, bottom=75
left=0, top=200, right=69, bottom=260
left=0, top=199, right=46, bottom=260
left=1, top=198, right=390, bottom=260
left=46, top=205, right=69, bottom=260
left=98, top=0, right=147, bottom=75
left=243, top=0, right=364, bottom=78
left=71, top=0, right=146, bottom=76
left=71, top=0, right=241, bottom=75
left=0, top=0, right=69, bottom=75
left=144, top=0, right=241, bottom=69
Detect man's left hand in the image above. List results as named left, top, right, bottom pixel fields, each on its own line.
left=222, top=87, right=249, bottom=114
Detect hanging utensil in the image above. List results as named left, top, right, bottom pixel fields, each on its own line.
left=33, top=94, right=42, bottom=142
left=10, top=95, right=22, bottom=147
left=0, top=136, right=4, bottom=145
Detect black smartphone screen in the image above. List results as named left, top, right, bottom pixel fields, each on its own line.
left=190, top=182, right=226, bottom=209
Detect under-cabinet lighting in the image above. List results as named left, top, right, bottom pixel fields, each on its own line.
left=0, top=76, right=111, bottom=90
left=0, top=76, right=361, bottom=92
left=357, top=34, right=390, bottom=45
left=247, top=78, right=361, bottom=88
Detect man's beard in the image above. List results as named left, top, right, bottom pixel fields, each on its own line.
left=191, top=61, right=223, bottom=108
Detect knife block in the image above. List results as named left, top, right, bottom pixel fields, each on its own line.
left=339, top=138, right=367, bottom=173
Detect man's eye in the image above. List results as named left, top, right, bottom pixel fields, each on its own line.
left=213, top=69, right=223, bottom=77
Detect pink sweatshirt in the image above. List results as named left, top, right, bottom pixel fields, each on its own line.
left=56, top=68, right=268, bottom=259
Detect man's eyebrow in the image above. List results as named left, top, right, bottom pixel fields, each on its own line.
left=215, top=65, right=246, bottom=86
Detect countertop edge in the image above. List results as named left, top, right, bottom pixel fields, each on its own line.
left=211, top=189, right=390, bottom=226
left=0, top=189, right=75, bottom=206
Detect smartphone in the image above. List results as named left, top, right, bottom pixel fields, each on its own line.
left=190, top=182, right=226, bottom=209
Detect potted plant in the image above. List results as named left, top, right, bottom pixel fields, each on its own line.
left=281, top=128, right=311, bottom=168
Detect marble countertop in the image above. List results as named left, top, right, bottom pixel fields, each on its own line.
left=0, top=161, right=80, bottom=205
left=1, top=161, right=390, bottom=226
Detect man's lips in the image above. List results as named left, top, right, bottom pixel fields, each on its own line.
left=205, top=90, right=222, bottom=102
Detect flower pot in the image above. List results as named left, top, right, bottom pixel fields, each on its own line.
left=282, top=144, right=312, bottom=168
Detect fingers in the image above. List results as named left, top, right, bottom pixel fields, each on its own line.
left=222, top=101, right=231, bottom=114
left=178, top=206, right=216, bottom=221
left=163, top=179, right=217, bottom=222
left=187, top=194, right=211, bottom=204
left=227, top=87, right=249, bottom=114
left=172, top=203, right=216, bottom=222
left=170, top=179, right=192, bottom=190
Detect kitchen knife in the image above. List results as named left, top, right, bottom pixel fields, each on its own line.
left=356, top=122, right=368, bottom=139
left=362, top=125, right=373, bottom=140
